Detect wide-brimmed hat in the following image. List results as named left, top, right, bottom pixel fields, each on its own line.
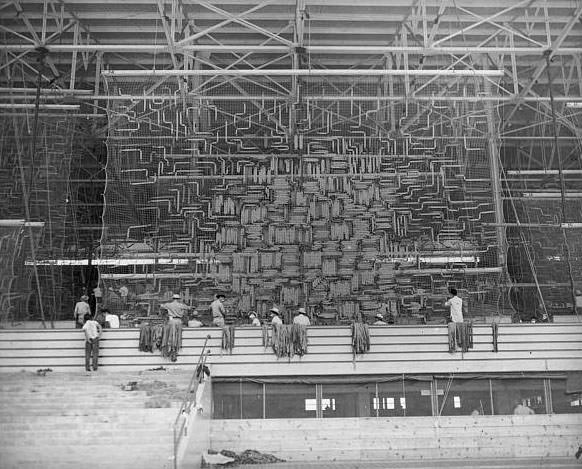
left=375, top=313, right=384, bottom=320
left=270, top=307, right=280, bottom=314
left=172, top=294, right=181, bottom=299
left=297, top=307, right=306, bottom=315
left=81, top=295, right=89, bottom=301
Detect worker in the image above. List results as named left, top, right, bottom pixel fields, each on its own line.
left=210, top=294, right=226, bottom=327
left=104, top=310, right=120, bottom=329
left=293, top=307, right=310, bottom=326
left=373, top=313, right=387, bottom=325
left=161, top=294, right=190, bottom=323
left=270, top=307, right=283, bottom=325
left=248, top=311, right=261, bottom=327
left=187, top=310, right=204, bottom=328
left=513, top=401, right=534, bottom=415
left=74, top=295, right=91, bottom=329
left=82, top=313, right=102, bottom=372
left=118, top=284, right=129, bottom=305
left=445, top=288, right=464, bottom=323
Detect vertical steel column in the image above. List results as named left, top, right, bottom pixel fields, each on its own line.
left=482, top=56, right=507, bottom=274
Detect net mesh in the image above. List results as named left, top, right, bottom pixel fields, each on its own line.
left=101, top=72, right=505, bottom=325
left=0, top=112, right=77, bottom=322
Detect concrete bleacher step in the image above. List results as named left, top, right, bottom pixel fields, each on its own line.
left=0, top=370, right=193, bottom=469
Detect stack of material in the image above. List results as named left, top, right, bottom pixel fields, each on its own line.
left=138, top=322, right=182, bottom=361
left=448, top=322, right=474, bottom=353
left=271, top=324, right=308, bottom=358
left=351, top=322, right=370, bottom=356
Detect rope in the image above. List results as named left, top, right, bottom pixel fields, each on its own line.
left=221, top=325, right=235, bottom=354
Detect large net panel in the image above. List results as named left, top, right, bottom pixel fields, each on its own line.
left=101, top=72, right=504, bottom=325
left=503, top=100, right=582, bottom=318
left=0, top=111, right=77, bottom=322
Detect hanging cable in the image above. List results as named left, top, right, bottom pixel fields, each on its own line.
left=544, top=51, right=578, bottom=318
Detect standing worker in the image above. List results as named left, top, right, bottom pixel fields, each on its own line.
left=445, top=288, right=464, bottom=323
left=445, top=288, right=465, bottom=352
left=293, top=307, right=311, bottom=326
left=74, top=295, right=91, bottom=329
left=210, top=294, right=226, bottom=327
left=82, top=313, right=102, bottom=372
left=161, top=294, right=190, bottom=323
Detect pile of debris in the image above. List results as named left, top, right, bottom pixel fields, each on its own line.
left=203, top=449, right=285, bottom=467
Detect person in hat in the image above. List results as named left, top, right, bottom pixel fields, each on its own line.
left=293, top=307, right=310, bottom=326
left=74, top=295, right=91, bottom=329
left=161, top=293, right=190, bottom=324
left=373, top=313, right=387, bottom=326
left=211, top=294, right=226, bottom=327
left=270, top=307, right=283, bottom=325
left=248, top=311, right=261, bottom=327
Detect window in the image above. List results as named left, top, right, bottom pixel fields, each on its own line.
left=212, top=382, right=263, bottom=419
left=491, top=378, right=546, bottom=415
left=550, top=379, right=582, bottom=414
left=436, top=378, right=492, bottom=416
left=376, top=380, right=432, bottom=417
left=213, top=382, right=241, bottom=419
left=265, top=384, right=316, bottom=418
left=240, top=382, right=263, bottom=419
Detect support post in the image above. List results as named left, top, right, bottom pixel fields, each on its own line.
left=482, top=56, right=507, bottom=276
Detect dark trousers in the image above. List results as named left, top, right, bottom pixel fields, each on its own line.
left=85, top=339, right=99, bottom=371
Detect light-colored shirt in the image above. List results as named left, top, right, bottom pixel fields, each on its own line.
left=82, top=320, right=102, bottom=341
left=293, top=314, right=310, bottom=326
left=104, top=313, right=119, bottom=328
left=119, top=286, right=129, bottom=297
left=188, top=319, right=203, bottom=328
left=576, top=295, right=582, bottom=308
left=373, top=320, right=387, bottom=326
left=162, top=300, right=189, bottom=318
left=271, top=315, right=282, bottom=325
left=513, top=404, right=534, bottom=415
left=210, top=299, right=226, bottom=320
left=250, top=317, right=261, bottom=327
left=445, top=296, right=464, bottom=323
left=74, top=301, right=91, bottom=324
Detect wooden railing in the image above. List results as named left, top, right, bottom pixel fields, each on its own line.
left=172, top=334, right=211, bottom=469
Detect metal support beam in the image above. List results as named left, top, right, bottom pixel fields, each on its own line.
left=102, top=69, right=504, bottom=77
left=482, top=56, right=507, bottom=276
left=2, top=44, right=582, bottom=54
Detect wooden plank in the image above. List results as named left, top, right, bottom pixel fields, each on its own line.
left=208, top=358, right=582, bottom=376
left=499, top=333, right=582, bottom=343
left=210, top=414, right=581, bottom=429
left=499, top=324, right=582, bottom=335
